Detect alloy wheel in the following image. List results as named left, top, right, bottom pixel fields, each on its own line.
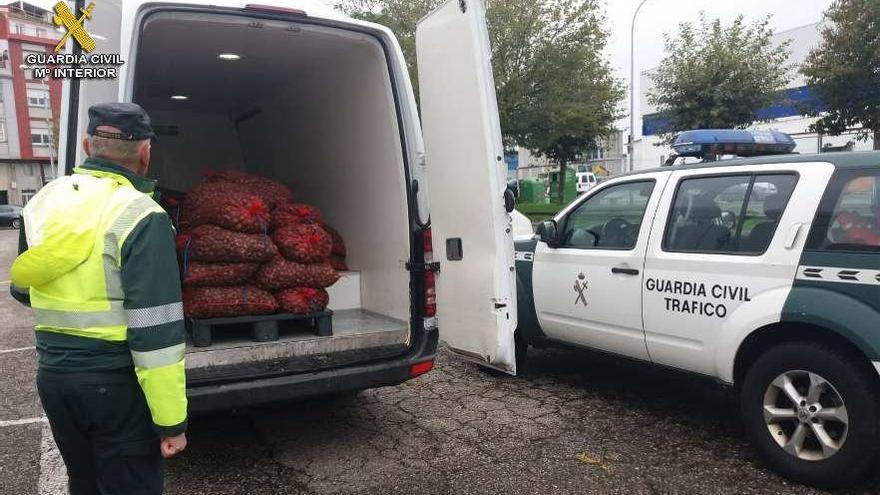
left=763, top=370, right=849, bottom=461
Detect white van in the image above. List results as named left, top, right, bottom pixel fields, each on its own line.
left=576, top=171, right=597, bottom=194
left=58, top=0, right=518, bottom=410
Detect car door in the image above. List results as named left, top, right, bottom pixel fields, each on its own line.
left=642, top=163, right=835, bottom=376
left=532, top=171, right=670, bottom=360
left=416, top=0, right=518, bottom=374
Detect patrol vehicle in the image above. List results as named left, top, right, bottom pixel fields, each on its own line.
left=504, top=135, right=880, bottom=486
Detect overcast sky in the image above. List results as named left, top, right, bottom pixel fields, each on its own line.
left=603, top=0, right=834, bottom=133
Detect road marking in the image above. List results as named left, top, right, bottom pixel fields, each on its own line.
left=0, top=346, right=34, bottom=355
left=0, top=416, right=46, bottom=427
left=0, top=279, right=10, bottom=285
left=39, top=421, right=67, bottom=495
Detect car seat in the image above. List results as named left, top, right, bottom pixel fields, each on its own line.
left=669, top=194, right=731, bottom=251
left=741, top=193, right=786, bottom=252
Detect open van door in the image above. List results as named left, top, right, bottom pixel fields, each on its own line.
left=416, top=0, right=518, bottom=374
left=58, top=0, right=123, bottom=175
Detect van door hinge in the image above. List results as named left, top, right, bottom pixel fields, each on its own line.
left=406, top=261, right=441, bottom=273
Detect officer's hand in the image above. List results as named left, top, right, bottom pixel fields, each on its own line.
left=160, top=433, right=187, bottom=458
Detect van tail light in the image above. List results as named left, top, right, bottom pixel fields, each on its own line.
left=423, top=229, right=437, bottom=318
left=410, top=360, right=434, bottom=378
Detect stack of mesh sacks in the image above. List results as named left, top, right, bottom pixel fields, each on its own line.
left=177, top=171, right=340, bottom=319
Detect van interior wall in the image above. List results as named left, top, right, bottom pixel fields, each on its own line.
left=143, top=25, right=410, bottom=323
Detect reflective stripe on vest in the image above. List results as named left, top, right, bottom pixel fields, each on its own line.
left=33, top=307, right=128, bottom=329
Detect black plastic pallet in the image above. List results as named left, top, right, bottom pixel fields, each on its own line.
left=188, top=311, right=333, bottom=347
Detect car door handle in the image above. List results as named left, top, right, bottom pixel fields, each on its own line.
left=611, top=267, right=639, bottom=276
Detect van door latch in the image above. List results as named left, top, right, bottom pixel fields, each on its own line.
left=406, top=261, right=441, bottom=273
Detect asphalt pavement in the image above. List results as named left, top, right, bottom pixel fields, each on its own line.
left=0, top=228, right=878, bottom=495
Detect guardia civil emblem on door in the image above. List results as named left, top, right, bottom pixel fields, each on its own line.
left=573, top=272, right=588, bottom=306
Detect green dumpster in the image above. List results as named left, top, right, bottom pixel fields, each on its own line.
left=518, top=177, right=546, bottom=204
left=548, top=169, right=577, bottom=204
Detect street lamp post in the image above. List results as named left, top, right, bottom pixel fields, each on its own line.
left=629, top=0, right=649, bottom=173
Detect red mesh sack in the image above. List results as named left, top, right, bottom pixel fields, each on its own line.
left=184, top=201, right=269, bottom=234
left=323, top=224, right=347, bottom=257
left=180, top=182, right=270, bottom=233
left=271, top=203, right=322, bottom=229
left=255, top=256, right=340, bottom=290
left=183, top=181, right=253, bottom=207
left=180, top=225, right=277, bottom=263
left=183, top=262, right=260, bottom=287
left=273, top=224, right=332, bottom=263
left=329, top=255, right=348, bottom=272
left=204, top=171, right=293, bottom=209
left=183, top=285, right=278, bottom=319
left=276, top=288, right=330, bottom=314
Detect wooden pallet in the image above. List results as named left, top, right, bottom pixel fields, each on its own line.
left=188, top=311, right=333, bottom=347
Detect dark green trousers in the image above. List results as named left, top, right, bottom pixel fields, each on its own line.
left=37, top=368, right=164, bottom=495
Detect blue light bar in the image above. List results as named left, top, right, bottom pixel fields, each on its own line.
left=672, top=129, right=797, bottom=158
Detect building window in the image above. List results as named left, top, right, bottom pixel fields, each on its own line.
left=31, top=132, right=51, bottom=146
left=21, top=189, right=36, bottom=206
left=27, top=89, right=49, bottom=108
left=13, top=24, right=24, bottom=35
left=0, top=121, right=6, bottom=142
left=36, top=28, right=45, bottom=38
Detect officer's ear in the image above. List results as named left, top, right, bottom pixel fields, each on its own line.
left=82, top=136, right=92, bottom=157
left=137, top=140, right=151, bottom=175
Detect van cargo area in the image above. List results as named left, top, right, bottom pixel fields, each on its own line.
left=132, top=10, right=413, bottom=384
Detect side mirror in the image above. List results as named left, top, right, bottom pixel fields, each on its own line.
left=536, top=220, right=559, bottom=247
left=503, top=187, right=516, bottom=213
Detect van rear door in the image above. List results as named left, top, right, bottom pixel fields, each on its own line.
left=57, top=0, right=130, bottom=175
left=416, top=0, right=518, bottom=374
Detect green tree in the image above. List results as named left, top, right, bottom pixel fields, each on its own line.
left=801, top=0, right=880, bottom=150
left=647, top=14, right=791, bottom=145
left=338, top=0, right=623, bottom=203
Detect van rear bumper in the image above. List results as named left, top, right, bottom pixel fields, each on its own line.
left=187, top=328, right=438, bottom=413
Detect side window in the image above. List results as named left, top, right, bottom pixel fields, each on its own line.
left=808, top=172, right=880, bottom=251
left=562, top=180, right=655, bottom=250
left=664, top=173, right=797, bottom=255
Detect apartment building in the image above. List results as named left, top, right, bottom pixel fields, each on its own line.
left=0, top=1, right=61, bottom=206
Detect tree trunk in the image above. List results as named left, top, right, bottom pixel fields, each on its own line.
left=874, top=129, right=879, bottom=151
left=557, top=160, right=566, bottom=204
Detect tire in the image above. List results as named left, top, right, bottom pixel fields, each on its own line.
left=740, top=341, right=879, bottom=487
left=11, top=218, right=20, bottom=229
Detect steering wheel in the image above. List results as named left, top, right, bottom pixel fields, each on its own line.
left=603, top=217, right=633, bottom=248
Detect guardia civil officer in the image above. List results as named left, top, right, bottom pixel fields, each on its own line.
left=10, top=102, right=187, bottom=495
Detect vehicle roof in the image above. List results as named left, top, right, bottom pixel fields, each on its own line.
left=622, top=151, right=880, bottom=178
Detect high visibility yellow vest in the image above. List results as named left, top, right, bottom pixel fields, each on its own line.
left=12, top=164, right=187, bottom=434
